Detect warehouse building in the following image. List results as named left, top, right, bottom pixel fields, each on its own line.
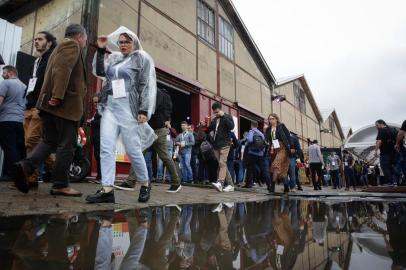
left=274, top=75, right=345, bottom=152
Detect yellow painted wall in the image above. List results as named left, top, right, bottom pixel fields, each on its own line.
left=98, top=0, right=139, bottom=35
left=139, top=2, right=197, bottom=80
left=197, top=41, right=217, bottom=94
left=261, top=84, right=272, bottom=116
left=145, top=0, right=197, bottom=34
left=234, top=33, right=266, bottom=85
left=236, top=67, right=261, bottom=114
left=14, top=0, right=83, bottom=55
left=219, top=57, right=235, bottom=101
left=281, top=102, right=296, bottom=132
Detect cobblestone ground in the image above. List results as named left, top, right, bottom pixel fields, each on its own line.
left=1, top=181, right=405, bottom=217
left=0, top=182, right=272, bottom=217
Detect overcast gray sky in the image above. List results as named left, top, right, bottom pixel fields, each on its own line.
left=233, top=0, right=406, bottom=130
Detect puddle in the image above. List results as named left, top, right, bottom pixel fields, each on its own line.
left=0, top=199, right=405, bottom=270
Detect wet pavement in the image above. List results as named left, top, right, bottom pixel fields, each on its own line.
left=0, top=182, right=271, bottom=217
left=0, top=199, right=405, bottom=270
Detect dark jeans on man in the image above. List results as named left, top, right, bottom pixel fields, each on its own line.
left=0, top=121, right=25, bottom=177
left=380, top=153, right=396, bottom=185
left=227, top=159, right=236, bottom=184
left=21, top=113, right=78, bottom=188
left=246, top=154, right=270, bottom=187
left=197, top=156, right=218, bottom=183
left=330, top=169, right=341, bottom=189
left=344, top=167, right=356, bottom=189
left=191, top=152, right=198, bottom=182
left=288, top=157, right=301, bottom=189
left=91, top=124, right=101, bottom=179
left=309, top=162, right=323, bottom=189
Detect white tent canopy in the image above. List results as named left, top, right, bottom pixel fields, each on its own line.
left=343, top=123, right=400, bottom=165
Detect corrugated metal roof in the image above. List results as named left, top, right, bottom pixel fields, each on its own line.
left=276, top=74, right=304, bottom=86
left=320, top=108, right=335, bottom=122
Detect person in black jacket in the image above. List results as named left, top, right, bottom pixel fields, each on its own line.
left=288, top=132, right=304, bottom=191
left=265, top=113, right=292, bottom=193
left=23, top=31, right=57, bottom=187
left=208, top=102, right=235, bottom=192
left=24, top=31, right=57, bottom=154
left=118, top=88, right=182, bottom=193
left=227, top=132, right=239, bottom=184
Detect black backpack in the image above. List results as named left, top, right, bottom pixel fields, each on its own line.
left=251, top=132, right=265, bottom=151
left=200, top=140, right=216, bottom=161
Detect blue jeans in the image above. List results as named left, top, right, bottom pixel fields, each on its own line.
left=380, top=153, right=395, bottom=185
left=144, top=148, right=153, bottom=181
left=360, top=174, right=368, bottom=186
left=227, top=160, right=236, bottom=183
left=237, top=160, right=245, bottom=184
left=180, top=152, right=193, bottom=182
left=288, top=157, right=298, bottom=189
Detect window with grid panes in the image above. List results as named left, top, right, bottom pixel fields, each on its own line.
left=294, top=83, right=306, bottom=113
left=299, top=90, right=306, bottom=113
left=329, top=118, right=336, bottom=135
left=197, top=0, right=215, bottom=46
left=219, top=17, right=234, bottom=60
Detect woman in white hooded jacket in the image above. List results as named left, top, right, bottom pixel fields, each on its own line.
left=86, top=27, right=157, bottom=204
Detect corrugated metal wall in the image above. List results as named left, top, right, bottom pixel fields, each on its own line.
left=0, top=18, right=22, bottom=67
left=0, top=18, right=22, bottom=176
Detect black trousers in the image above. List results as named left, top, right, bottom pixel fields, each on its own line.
left=91, top=124, right=101, bottom=178
left=0, top=121, right=25, bottom=177
left=246, top=154, right=270, bottom=187
left=310, top=162, right=323, bottom=188
left=23, top=112, right=78, bottom=188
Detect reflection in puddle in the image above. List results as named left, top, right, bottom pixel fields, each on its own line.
left=0, top=199, right=405, bottom=270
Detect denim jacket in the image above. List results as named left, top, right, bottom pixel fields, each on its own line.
left=176, top=132, right=195, bottom=154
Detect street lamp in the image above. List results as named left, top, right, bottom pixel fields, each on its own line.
left=271, top=94, right=286, bottom=103
left=320, top=128, right=332, bottom=133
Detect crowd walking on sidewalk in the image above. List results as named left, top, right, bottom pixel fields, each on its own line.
left=1, top=23, right=406, bottom=205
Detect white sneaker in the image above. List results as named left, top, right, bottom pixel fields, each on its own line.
left=113, top=183, right=135, bottom=191
left=223, top=202, right=234, bottom=208
left=166, top=184, right=182, bottom=193
left=212, top=203, right=223, bottom=213
left=166, top=204, right=182, bottom=212
left=212, top=182, right=223, bottom=192
left=223, top=185, right=235, bottom=192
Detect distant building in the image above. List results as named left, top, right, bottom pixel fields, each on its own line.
left=275, top=75, right=345, bottom=152
left=320, top=109, right=345, bottom=148
left=274, top=74, right=323, bottom=152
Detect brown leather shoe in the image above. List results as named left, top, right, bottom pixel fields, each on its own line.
left=50, top=187, right=82, bottom=197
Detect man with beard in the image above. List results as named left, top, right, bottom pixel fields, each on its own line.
left=24, top=31, right=57, bottom=187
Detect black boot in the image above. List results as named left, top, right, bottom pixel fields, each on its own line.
left=283, top=183, right=290, bottom=193
left=138, top=185, right=152, bottom=203
left=86, top=188, right=115, bottom=204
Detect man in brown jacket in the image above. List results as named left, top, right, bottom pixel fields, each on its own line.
left=12, top=24, right=87, bottom=196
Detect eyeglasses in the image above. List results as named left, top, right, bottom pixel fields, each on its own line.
left=118, top=40, right=132, bottom=45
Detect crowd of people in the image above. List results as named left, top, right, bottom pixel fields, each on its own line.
left=0, top=23, right=405, bottom=205
left=2, top=200, right=405, bottom=269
